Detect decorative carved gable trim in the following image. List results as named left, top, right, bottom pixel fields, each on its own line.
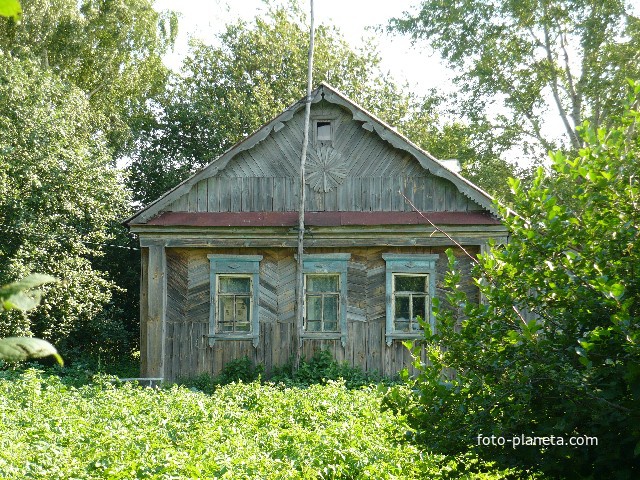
left=306, top=145, right=347, bottom=192
left=126, top=83, right=498, bottom=225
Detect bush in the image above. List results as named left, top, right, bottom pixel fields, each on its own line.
left=179, top=350, right=384, bottom=393
left=385, top=83, right=640, bottom=478
left=177, top=355, right=264, bottom=394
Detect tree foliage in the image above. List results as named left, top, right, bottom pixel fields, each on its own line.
left=0, top=0, right=177, bottom=155
left=0, top=55, right=130, bottom=358
left=129, top=1, right=510, bottom=204
left=0, top=0, right=176, bottom=365
left=391, top=0, right=640, bottom=159
left=384, top=82, right=640, bottom=477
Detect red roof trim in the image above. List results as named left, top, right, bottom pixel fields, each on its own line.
left=146, top=211, right=501, bottom=227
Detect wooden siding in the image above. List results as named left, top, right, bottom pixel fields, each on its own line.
left=168, top=176, right=481, bottom=213
left=161, top=245, right=479, bottom=381
left=166, top=102, right=481, bottom=214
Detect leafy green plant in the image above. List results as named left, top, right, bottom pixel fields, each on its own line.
left=0, top=337, right=61, bottom=365
left=0, top=369, right=529, bottom=478
left=385, top=82, right=640, bottom=477
left=177, top=355, right=264, bottom=394
left=0, top=273, right=55, bottom=312
left=178, top=351, right=385, bottom=394
left=0, top=274, right=62, bottom=365
left=0, top=0, right=20, bottom=21
left=270, top=349, right=384, bottom=389
left=217, top=355, right=264, bottom=385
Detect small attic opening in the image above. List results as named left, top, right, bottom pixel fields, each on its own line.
left=317, top=121, right=332, bottom=141
left=314, top=119, right=334, bottom=146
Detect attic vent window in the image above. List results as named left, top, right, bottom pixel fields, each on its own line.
left=316, top=121, right=332, bottom=141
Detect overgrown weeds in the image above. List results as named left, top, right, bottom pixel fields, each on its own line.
left=177, top=349, right=388, bottom=394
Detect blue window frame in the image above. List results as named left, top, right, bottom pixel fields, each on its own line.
left=382, top=254, right=438, bottom=345
left=207, top=255, right=262, bottom=347
left=301, top=253, right=350, bottom=346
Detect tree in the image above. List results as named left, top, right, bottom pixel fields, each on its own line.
left=390, top=0, right=640, bottom=160
left=0, top=55, right=130, bottom=360
left=129, top=1, right=511, bottom=204
left=384, top=82, right=640, bottom=477
left=403, top=113, right=530, bottom=201
left=0, top=0, right=179, bottom=366
left=0, top=0, right=177, bottom=156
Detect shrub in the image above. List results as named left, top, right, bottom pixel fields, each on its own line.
left=385, top=83, right=640, bottom=478
left=177, top=355, right=264, bottom=394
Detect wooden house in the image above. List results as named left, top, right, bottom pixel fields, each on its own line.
left=126, top=83, right=507, bottom=381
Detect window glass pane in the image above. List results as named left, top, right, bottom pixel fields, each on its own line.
left=219, top=276, right=251, bottom=294
left=236, top=322, right=251, bottom=332
left=218, top=297, right=235, bottom=332
left=412, top=295, right=426, bottom=328
left=317, top=121, right=331, bottom=141
left=307, top=320, right=322, bottom=332
left=236, top=296, right=250, bottom=323
left=412, top=295, right=426, bottom=319
left=307, top=275, right=338, bottom=292
left=324, top=322, right=338, bottom=332
left=323, top=295, right=338, bottom=322
left=394, top=295, right=410, bottom=331
left=306, top=295, right=322, bottom=321
left=218, top=294, right=251, bottom=333
left=395, top=275, right=427, bottom=293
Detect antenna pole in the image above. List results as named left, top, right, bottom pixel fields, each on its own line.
left=295, top=0, right=314, bottom=370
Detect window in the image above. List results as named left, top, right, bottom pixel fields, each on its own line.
left=301, top=253, right=350, bottom=345
left=382, top=254, right=439, bottom=345
left=217, top=276, right=251, bottom=333
left=305, top=274, right=340, bottom=332
left=316, top=121, right=332, bottom=141
left=313, top=119, right=334, bottom=146
left=208, top=255, right=262, bottom=346
left=392, top=274, right=429, bottom=333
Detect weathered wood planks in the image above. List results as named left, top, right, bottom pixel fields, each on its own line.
left=162, top=102, right=482, bottom=215
left=159, top=245, right=479, bottom=381
left=170, top=175, right=474, bottom=214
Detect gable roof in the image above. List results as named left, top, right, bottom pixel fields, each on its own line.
left=126, top=82, right=497, bottom=225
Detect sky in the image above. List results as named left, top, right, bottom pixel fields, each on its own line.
left=151, top=0, right=640, bottom=167
left=153, top=0, right=454, bottom=96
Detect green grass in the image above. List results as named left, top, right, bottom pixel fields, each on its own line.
left=0, top=369, right=527, bottom=479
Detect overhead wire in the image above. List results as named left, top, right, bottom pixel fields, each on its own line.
left=0, top=223, right=139, bottom=251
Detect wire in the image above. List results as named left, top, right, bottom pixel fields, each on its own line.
left=0, top=223, right=139, bottom=251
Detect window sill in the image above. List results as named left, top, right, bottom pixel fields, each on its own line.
left=301, top=332, right=341, bottom=340
left=385, top=332, right=424, bottom=346
left=206, top=333, right=258, bottom=347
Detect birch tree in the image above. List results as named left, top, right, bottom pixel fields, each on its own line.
left=391, top=0, right=640, bottom=158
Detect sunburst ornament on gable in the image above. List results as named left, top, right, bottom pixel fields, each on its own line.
left=306, top=145, right=348, bottom=192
